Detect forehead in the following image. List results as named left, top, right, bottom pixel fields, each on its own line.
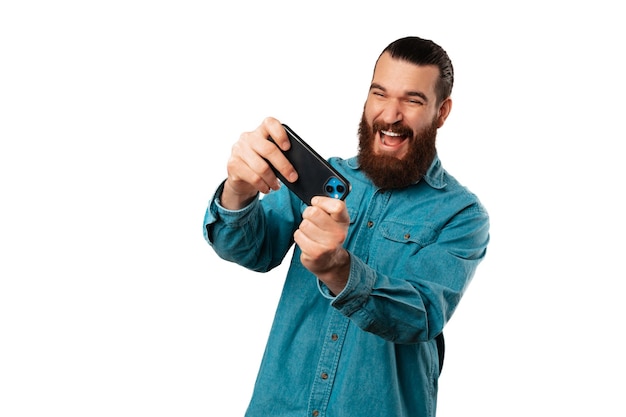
left=372, top=52, right=440, bottom=98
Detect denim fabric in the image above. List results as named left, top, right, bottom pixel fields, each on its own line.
left=203, top=155, right=489, bottom=417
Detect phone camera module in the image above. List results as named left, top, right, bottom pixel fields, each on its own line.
left=324, top=177, right=347, bottom=200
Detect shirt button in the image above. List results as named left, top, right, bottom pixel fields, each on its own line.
left=367, top=221, right=374, bottom=228
left=321, top=372, right=329, bottom=380
left=404, top=233, right=410, bottom=240
left=331, top=334, right=338, bottom=341
left=312, top=411, right=319, bottom=417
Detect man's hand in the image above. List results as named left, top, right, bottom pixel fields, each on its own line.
left=221, top=117, right=298, bottom=210
left=294, top=196, right=351, bottom=296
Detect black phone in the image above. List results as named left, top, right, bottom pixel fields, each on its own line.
left=267, top=124, right=351, bottom=205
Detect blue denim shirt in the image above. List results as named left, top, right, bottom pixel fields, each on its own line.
left=203, top=155, right=489, bottom=417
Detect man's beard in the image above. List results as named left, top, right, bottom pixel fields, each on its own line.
left=357, top=114, right=438, bottom=190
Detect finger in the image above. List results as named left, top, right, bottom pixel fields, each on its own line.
left=260, top=122, right=298, bottom=183
left=297, top=214, right=324, bottom=240
left=262, top=117, right=290, bottom=150
left=300, top=206, right=347, bottom=248
left=234, top=122, right=295, bottom=190
left=229, top=140, right=280, bottom=193
left=310, top=197, right=350, bottom=224
left=260, top=141, right=298, bottom=184
left=238, top=122, right=298, bottom=184
left=227, top=155, right=275, bottom=194
left=294, top=227, right=324, bottom=259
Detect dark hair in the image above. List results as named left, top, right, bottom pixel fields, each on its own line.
left=380, top=36, right=454, bottom=103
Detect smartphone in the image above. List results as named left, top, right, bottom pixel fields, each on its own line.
left=267, top=124, right=351, bottom=205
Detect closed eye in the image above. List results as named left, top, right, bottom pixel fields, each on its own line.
left=370, top=83, right=386, bottom=98
left=407, top=91, right=428, bottom=104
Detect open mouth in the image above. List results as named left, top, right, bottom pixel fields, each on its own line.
left=380, top=130, right=409, bottom=148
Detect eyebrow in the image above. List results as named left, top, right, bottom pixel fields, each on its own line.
left=370, top=82, right=429, bottom=103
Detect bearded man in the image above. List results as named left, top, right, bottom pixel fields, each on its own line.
left=204, top=36, right=490, bottom=417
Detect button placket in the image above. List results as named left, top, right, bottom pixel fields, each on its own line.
left=351, top=188, right=389, bottom=261
left=306, top=311, right=350, bottom=416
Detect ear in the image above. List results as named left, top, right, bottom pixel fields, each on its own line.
left=436, top=98, right=452, bottom=128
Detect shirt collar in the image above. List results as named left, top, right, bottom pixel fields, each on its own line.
left=346, top=154, right=446, bottom=189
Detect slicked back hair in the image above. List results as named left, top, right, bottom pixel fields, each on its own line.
left=379, top=36, right=454, bottom=104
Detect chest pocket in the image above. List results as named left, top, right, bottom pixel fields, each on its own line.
left=379, top=220, right=438, bottom=249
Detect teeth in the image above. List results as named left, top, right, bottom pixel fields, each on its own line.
left=381, top=130, right=402, bottom=137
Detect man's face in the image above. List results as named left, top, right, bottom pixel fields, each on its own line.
left=357, top=53, right=450, bottom=189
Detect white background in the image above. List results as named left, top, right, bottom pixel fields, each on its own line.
left=1, top=1, right=624, bottom=416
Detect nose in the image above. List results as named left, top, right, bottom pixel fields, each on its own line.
left=380, top=99, right=403, bottom=124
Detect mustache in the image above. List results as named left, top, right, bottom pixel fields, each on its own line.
left=371, top=121, right=414, bottom=138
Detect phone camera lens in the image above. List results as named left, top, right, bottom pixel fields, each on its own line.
left=336, top=185, right=345, bottom=193
left=326, top=185, right=334, bottom=193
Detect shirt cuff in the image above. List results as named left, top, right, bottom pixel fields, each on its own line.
left=317, top=279, right=337, bottom=300
left=203, top=180, right=259, bottom=243
left=329, top=255, right=376, bottom=316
